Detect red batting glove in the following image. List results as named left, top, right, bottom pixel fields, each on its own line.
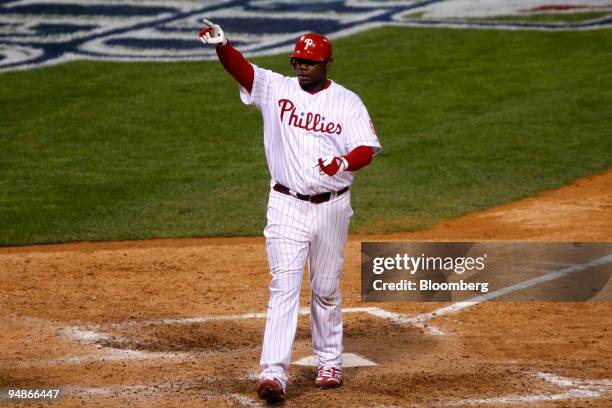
left=318, top=156, right=348, bottom=176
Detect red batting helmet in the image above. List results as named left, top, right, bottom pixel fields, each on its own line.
left=290, top=33, right=332, bottom=62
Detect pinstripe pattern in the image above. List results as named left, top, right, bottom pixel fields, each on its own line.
left=238, top=64, right=380, bottom=390
left=240, top=64, right=381, bottom=195
left=260, top=190, right=352, bottom=387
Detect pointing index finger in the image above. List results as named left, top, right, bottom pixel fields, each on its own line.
left=202, top=18, right=215, bottom=28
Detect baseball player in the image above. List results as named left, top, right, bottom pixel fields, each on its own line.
left=199, top=19, right=381, bottom=403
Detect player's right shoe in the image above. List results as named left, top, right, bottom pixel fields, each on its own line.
left=256, top=378, right=285, bottom=403
left=315, top=366, right=343, bottom=389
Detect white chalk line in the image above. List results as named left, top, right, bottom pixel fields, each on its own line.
left=11, top=307, right=424, bottom=368
left=105, top=306, right=445, bottom=334
left=46, top=371, right=612, bottom=407
left=12, top=253, right=612, bottom=405
left=359, top=307, right=446, bottom=335
left=449, top=372, right=612, bottom=406
left=537, top=372, right=612, bottom=389
left=52, top=307, right=443, bottom=365
left=15, top=348, right=186, bottom=369
left=403, top=253, right=612, bottom=326
left=60, top=371, right=612, bottom=407
left=15, top=306, right=439, bottom=370
left=52, top=251, right=612, bottom=367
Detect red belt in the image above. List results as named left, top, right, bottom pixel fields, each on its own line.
left=273, top=183, right=349, bottom=204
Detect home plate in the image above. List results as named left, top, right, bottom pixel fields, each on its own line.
left=292, top=353, right=377, bottom=367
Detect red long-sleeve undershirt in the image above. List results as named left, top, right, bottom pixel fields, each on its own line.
left=216, top=41, right=254, bottom=93
left=215, top=42, right=373, bottom=171
left=345, top=145, right=373, bottom=171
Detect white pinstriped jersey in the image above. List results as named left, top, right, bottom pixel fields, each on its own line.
left=239, top=64, right=381, bottom=195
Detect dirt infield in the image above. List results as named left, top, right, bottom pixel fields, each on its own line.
left=1, top=171, right=611, bottom=407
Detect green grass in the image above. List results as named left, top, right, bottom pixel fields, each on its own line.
left=477, top=12, right=611, bottom=23
left=1, top=26, right=611, bottom=245
left=402, top=11, right=611, bottom=23
left=402, top=12, right=425, bottom=19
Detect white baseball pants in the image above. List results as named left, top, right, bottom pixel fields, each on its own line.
left=259, top=188, right=353, bottom=387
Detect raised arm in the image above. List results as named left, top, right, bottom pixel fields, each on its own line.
left=199, top=19, right=254, bottom=93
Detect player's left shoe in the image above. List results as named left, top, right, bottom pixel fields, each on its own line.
left=315, top=366, right=343, bottom=389
left=256, top=378, right=285, bottom=402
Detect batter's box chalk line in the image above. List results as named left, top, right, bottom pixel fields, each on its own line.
left=56, top=306, right=444, bottom=368
left=58, top=252, right=612, bottom=352
left=51, top=252, right=612, bottom=369
left=448, top=372, right=612, bottom=406
left=395, top=252, right=612, bottom=327
left=108, top=306, right=446, bottom=335
left=60, top=371, right=612, bottom=406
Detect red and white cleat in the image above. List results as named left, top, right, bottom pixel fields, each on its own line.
left=256, top=378, right=285, bottom=403
left=315, top=366, right=343, bottom=389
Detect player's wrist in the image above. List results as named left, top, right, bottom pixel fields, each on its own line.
left=338, top=156, right=348, bottom=172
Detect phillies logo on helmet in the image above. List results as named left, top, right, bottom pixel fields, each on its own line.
left=304, top=38, right=315, bottom=50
